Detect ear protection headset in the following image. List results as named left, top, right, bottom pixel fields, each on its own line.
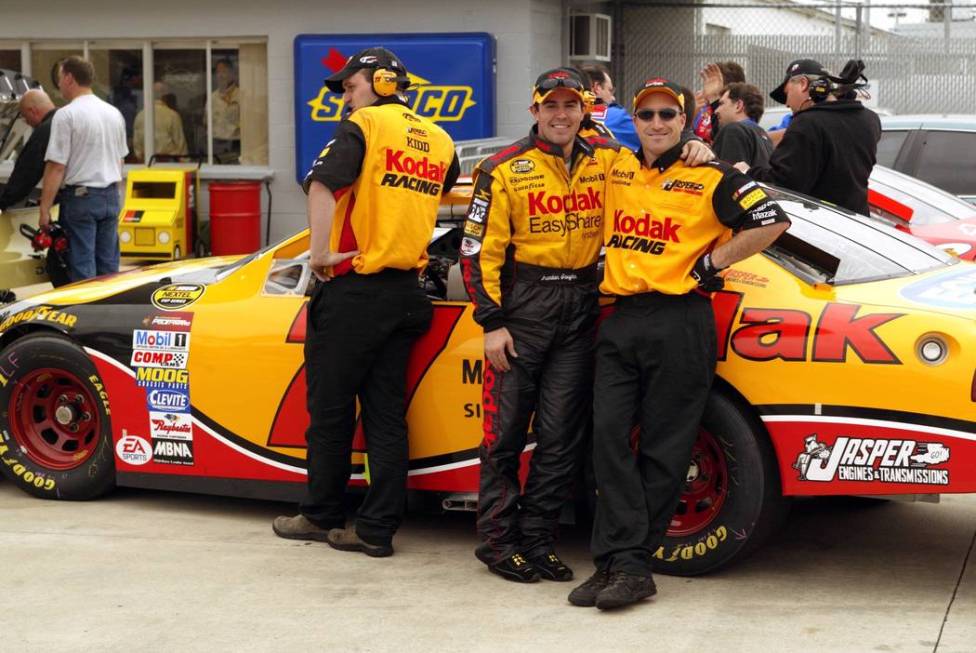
left=372, top=67, right=409, bottom=97
left=808, top=76, right=832, bottom=103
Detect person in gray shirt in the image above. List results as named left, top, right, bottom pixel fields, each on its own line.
left=712, top=82, right=773, bottom=169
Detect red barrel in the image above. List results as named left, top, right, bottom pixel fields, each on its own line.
left=209, top=181, right=261, bottom=255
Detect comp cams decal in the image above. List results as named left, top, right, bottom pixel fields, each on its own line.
left=793, top=434, right=950, bottom=485
left=151, top=284, right=205, bottom=311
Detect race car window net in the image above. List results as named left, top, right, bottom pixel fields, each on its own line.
left=762, top=187, right=953, bottom=286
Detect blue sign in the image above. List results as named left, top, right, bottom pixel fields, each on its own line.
left=294, top=32, right=496, bottom=183
left=899, top=266, right=976, bottom=310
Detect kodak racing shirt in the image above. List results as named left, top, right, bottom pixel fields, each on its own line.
left=460, top=127, right=621, bottom=332
left=602, top=143, right=790, bottom=296
left=303, top=96, right=460, bottom=275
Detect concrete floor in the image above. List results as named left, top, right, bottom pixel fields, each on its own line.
left=0, top=482, right=973, bottom=653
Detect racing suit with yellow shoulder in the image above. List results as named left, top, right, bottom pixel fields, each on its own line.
left=460, top=127, right=620, bottom=565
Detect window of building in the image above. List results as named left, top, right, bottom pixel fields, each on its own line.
left=89, top=43, right=145, bottom=162
left=30, top=44, right=83, bottom=106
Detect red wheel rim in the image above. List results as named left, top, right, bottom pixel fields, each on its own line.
left=8, top=368, right=102, bottom=470
left=668, top=428, right=729, bottom=536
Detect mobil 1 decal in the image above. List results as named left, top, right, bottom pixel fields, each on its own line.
left=133, top=312, right=194, bottom=464
left=793, top=434, right=950, bottom=486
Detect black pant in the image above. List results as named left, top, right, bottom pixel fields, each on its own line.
left=476, top=266, right=598, bottom=564
left=301, top=269, right=432, bottom=546
left=591, top=291, right=716, bottom=576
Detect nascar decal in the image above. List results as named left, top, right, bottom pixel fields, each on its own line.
left=151, top=284, right=205, bottom=311
left=0, top=305, right=77, bottom=331
left=267, top=304, right=466, bottom=449
left=509, top=159, right=535, bottom=174
left=712, top=291, right=902, bottom=364
left=116, top=432, right=152, bottom=466
left=899, top=266, right=976, bottom=310
left=793, top=434, right=950, bottom=485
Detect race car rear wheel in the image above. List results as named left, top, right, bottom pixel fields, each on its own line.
left=653, top=391, right=789, bottom=576
left=0, top=334, right=115, bottom=500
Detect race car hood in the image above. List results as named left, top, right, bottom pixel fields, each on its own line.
left=831, top=262, right=976, bottom=321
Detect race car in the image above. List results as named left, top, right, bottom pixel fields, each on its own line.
left=0, top=184, right=973, bottom=577
left=868, top=165, right=976, bottom=260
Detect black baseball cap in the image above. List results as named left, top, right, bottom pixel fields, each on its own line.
left=324, top=47, right=407, bottom=93
left=770, top=59, right=830, bottom=104
left=632, top=77, right=685, bottom=110
left=532, top=67, right=588, bottom=104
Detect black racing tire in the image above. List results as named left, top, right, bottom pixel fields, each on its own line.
left=652, top=391, right=789, bottom=576
left=0, top=333, right=115, bottom=500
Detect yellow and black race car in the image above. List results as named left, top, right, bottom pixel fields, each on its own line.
left=0, top=184, right=973, bottom=575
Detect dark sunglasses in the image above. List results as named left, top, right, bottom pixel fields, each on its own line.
left=537, top=77, right=585, bottom=92
left=635, top=108, right=680, bottom=122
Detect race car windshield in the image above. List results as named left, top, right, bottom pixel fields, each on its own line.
left=763, top=186, right=954, bottom=286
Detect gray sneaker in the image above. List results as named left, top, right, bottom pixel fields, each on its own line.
left=568, top=569, right=610, bottom=607
left=326, top=528, right=394, bottom=558
left=272, top=514, right=331, bottom=542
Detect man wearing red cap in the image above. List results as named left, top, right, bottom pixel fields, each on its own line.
left=569, top=77, right=790, bottom=610
left=273, top=47, right=460, bottom=557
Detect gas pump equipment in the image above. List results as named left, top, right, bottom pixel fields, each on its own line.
left=118, top=164, right=200, bottom=260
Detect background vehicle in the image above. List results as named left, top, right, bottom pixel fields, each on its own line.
left=0, top=185, right=972, bottom=578
left=879, top=115, right=976, bottom=204
left=868, top=165, right=976, bottom=260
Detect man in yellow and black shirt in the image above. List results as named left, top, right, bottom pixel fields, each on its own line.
left=273, top=47, right=459, bottom=557
left=569, top=78, right=789, bottom=610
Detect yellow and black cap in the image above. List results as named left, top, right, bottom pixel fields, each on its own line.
left=770, top=59, right=830, bottom=104
left=632, top=77, right=685, bottom=110
left=324, top=47, right=407, bottom=93
left=532, top=67, right=588, bottom=105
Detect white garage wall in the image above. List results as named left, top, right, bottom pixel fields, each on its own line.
left=0, top=0, right=565, bottom=242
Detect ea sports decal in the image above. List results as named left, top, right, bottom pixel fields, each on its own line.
left=151, top=284, right=205, bottom=311
left=793, top=434, right=950, bottom=485
left=116, top=432, right=152, bottom=466
left=899, top=267, right=976, bottom=310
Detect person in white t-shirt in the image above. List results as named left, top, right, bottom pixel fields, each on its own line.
left=39, top=55, right=128, bottom=282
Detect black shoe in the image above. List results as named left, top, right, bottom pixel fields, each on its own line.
left=527, top=550, right=574, bottom=582
left=595, top=572, right=657, bottom=610
left=326, top=528, right=394, bottom=558
left=485, top=553, right=541, bottom=583
left=567, top=569, right=611, bottom=607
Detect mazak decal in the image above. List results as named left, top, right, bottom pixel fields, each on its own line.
left=149, top=412, right=193, bottom=442
left=146, top=388, right=190, bottom=413
left=899, top=267, right=976, bottom=310
left=793, top=434, right=950, bottom=485
left=151, top=284, right=205, bottom=311
left=116, top=432, right=152, bottom=466
left=152, top=438, right=194, bottom=465
left=131, top=349, right=188, bottom=369
left=133, top=330, right=190, bottom=352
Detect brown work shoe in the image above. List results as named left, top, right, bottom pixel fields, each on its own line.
left=595, top=571, right=657, bottom=610
left=272, top=514, right=330, bottom=542
left=326, top=528, right=394, bottom=558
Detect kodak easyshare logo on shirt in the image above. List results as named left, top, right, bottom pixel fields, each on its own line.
left=527, top=187, right=603, bottom=235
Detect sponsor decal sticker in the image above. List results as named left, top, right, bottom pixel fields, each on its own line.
left=467, top=199, right=488, bottom=224
left=464, top=222, right=485, bottom=237
left=509, top=159, right=535, bottom=174
left=132, top=330, right=190, bottom=352
left=899, top=267, right=976, bottom=310
left=732, top=181, right=757, bottom=200
left=116, top=432, right=152, bottom=466
left=145, top=311, right=194, bottom=331
left=460, top=237, right=481, bottom=256
left=793, top=434, right=950, bottom=485
left=131, top=350, right=187, bottom=369
left=146, top=388, right=190, bottom=413
left=739, top=189, right=768, bottom=210
left=152, top=438, right=194, bottom=465
left=661, top=178, right=705, bottom=195
left=135, top=367, right=189, bottom=389
left=151, top=284, right=205, bottom=311
left=0, top=305, right=77, bottom=332
left=149, top=411, right=193, bottom=441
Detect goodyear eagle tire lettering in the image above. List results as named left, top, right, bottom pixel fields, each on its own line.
left=0, top=334, right=115, bottom=500
left=652, top=391, right=790, bottom=576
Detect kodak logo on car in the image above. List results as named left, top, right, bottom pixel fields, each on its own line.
left=380, top=150, right=446, bottom=196
left=527, top=188, right=602, bottom=215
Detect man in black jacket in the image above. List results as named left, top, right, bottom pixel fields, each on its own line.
left=0, top=89, right=56, bottom=211
left=743, top=59, right=880, bottom=216
left=713, top=82, right=773, bottom=168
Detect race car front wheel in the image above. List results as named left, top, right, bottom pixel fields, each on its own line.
left=0, top=334, right=115, bottom=500
left=653, top=391, right=789, bottom=576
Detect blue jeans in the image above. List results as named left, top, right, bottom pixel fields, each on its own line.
left=58, top=185, right=121, bottom=282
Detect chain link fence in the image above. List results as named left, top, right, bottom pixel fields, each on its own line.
left=603, top=1, right=976, bottom=115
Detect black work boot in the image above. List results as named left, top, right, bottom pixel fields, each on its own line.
left=567, top=569, right=610, bottom=607
left=326, top=528, right=394, bottom=558
left=482, top=552, right=542, bottom=583
left=527, top=550, right=574, bottom=582
left=595, top=571, right=657, bottom=610
left=272, top=514, right=331, bottom=542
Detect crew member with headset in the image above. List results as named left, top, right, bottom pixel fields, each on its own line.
left=273, top=47, right=460, bottom=558
left=741, top=59, right=880, bottom=216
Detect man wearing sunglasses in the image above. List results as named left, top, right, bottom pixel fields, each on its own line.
left=461, top=68, right=713, bottom=585
left=569, top=78, right=790, bottom=610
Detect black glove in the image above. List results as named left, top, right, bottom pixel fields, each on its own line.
left=691, top=252, right=725, bottom=292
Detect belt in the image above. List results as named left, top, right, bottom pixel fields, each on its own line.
left=514, top=262, right=598, bottom=285
left=616, top=289, right=702, bottom=306
left=61, top=183, right=118, bottom=196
